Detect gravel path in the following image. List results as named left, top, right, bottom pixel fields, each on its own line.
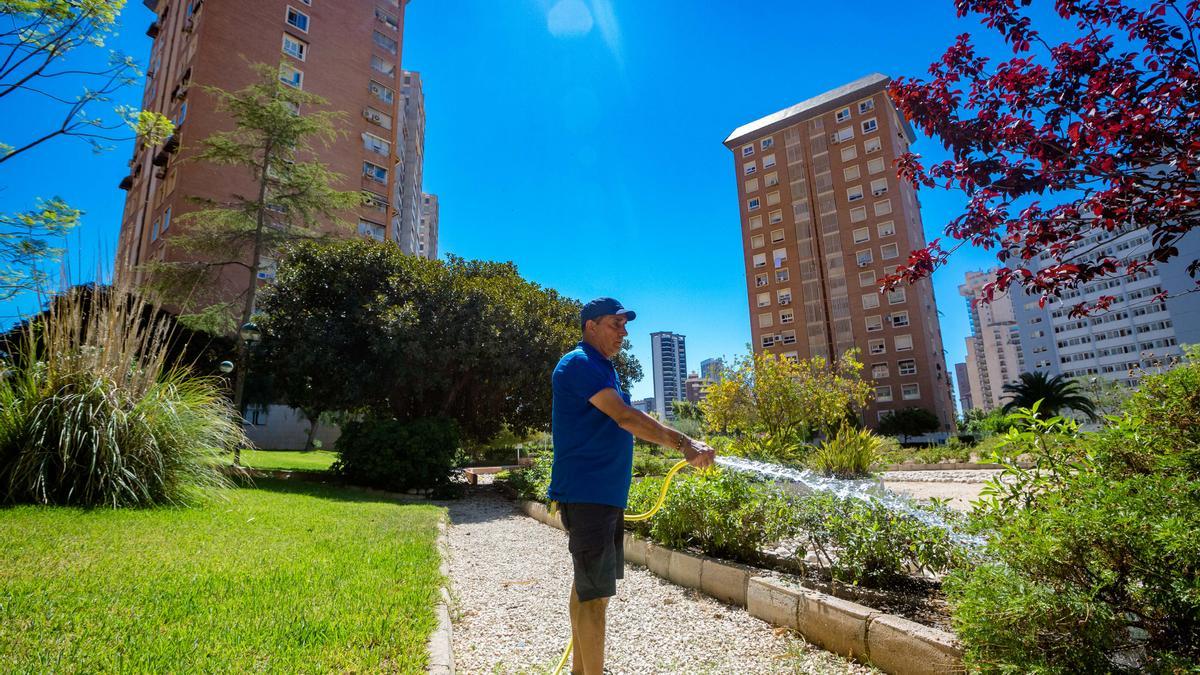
left=880, top=469, right=1002, bottom=511
left=445, top=487, right=876, bottom=674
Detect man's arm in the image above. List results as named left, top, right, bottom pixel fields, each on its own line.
left=588, top=388, right=715, bottom=468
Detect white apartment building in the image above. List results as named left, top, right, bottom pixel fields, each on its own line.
left=959, top=270, right=1025, bottom=410
left=650, top=331, right=687, bottom=421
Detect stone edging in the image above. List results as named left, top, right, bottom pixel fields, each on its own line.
left=427, top=520, right=455, bottom=674
left=518, top=500, right=961, bottom=675
left=880, top=460, right=1033, bottom=472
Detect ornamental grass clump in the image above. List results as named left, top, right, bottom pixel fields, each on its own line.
left=0, top=287, right=241, bottom=507
left=808, top=424, right=882, bottom=478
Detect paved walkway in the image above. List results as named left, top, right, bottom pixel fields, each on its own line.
left=445, top=488, right=876, bottom=674
left=882, top=469, right=1003, bottom=511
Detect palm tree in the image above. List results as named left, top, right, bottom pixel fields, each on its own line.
left=1002, top=371, right=1098, bottom=420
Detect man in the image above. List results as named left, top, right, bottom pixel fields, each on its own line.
left=548, top=297, right=716, bottom=675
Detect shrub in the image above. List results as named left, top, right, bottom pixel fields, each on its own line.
left=727, top=432, right=812, bottom=466
left=506, top=449, right=552, bottom=502
left=877, top=407, right=941, bottom=441
left=0, top=288, right=240, bottom=507
left=334, top=417, right=461, bottom=494
left=792, top=492, right=965, bottom=585
left=808, top=424, right=882, bottom=478
left=628, top=469, right=796, bottom=562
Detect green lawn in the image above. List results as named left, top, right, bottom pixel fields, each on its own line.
left=0, top=479, right=444, bottom=673
left=233, top=449, right=339, bottom=472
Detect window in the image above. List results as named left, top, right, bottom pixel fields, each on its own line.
left=849, top=206, right=867, bottom=223
left=753, top=253, right=767, bottom=268
left=770, top=228, right=785, bottom=244
left=835, top=126, right=854, bottom=142
left=859, top=270, right=876, bottom=287
left=358, top=219, right=385, bottom=241
left=743, top=161, right=757, bottom=175
left=875, top=385, right=893, bottom=402
left=777, top=290, right=792, bottom=305
left=865, top=315, right=883, bottom=331
left=877, top=221, right=896, bottom=237
left=888, top=287, right=906, bottom=304
left=858, top=99, right=875, bottom=114
left=755, top=273, right=768, bottom=287
left=902, top=383, right=921, bottom=400
left=369, top=80, right=394, bottom=104
left=867, top=157, right=885, bottom=175
left=895, top=334, right=913, bottom=351
left=775, top=268, right=789, bottom=283
left=174, top=101, right=187, bottom=126
left=836, top=107, right=851, bottom=122
left=864, top=137, right=882, bottom=153
left=285, top=6, right=309, bottom=32
left=874, top=199, right=892, bottom=216
left=843, top=165, right=861, bottom=182
left=891, top=311, right=910, bottom=328
left=781, top=330, right=797, bottom=345
left=761, top=334, right=776, bottom=347
left=869, top=339, right=886, bottom=355
left=856, top=249, right=873, bottom=266
left=362, top=161, right=387, bottom=183
left=872, top=363, right=890, bottom=379
left=898, top=359, right=917, bottom=376
left=762, top=154, right=777, bottom=168
left=853, top=227, right=870, bottom=244
left=861, top=118, right=878, bottom=133
left=840, top=145, right=858, bottom=162
left=375, top=6, right=399, bottom=30
left=362, top=132, right=389, bottom=155
left=279, top=63, right=303, bottom=88
left=847, top=185, right=864, bottom=202
left=162, top=206, right=171, bottom=233
left=757, top=292, right=771, bottom=308
left=871, top=178, right=889, bottom=197
left=373, top=30, right=398, bottom=54
left=151, top=217, right=160, bottom=241
left=768, top=209, right=783, bottom=225
left=282, top=34, right=307, bottom=60
left=751, top=234, right=765, bottom=248
left=741, top=144, right=754, bottom=157
left=764, top=172, right=779, bottom=187
left=881, top=243, right=900, bottom=260
left=364, top=106, right=392, bottom=129
left=761, top=137, right=774, bottom=150
left=364, top=191, right=388, bottom=211
left=772, top=248, right=787, bottom=268
left=371, top=54, right=395, bottom=77
left=780, top=309, right=794, bottom=324
left=747, top=197, right=760, bottom=210
left=862, top=293, right=880, bottom=309
left=759, top=313, right=774, bottom=328
left=748, top=215, right=762, bottom=229
left=744, top=177, right=759, bottom=193
left=766, top=191, right=780, bottom=206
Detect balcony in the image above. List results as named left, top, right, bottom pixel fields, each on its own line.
left=146, top=21, right=160, bottom=39
left=118, top=175, right=133, bottom=191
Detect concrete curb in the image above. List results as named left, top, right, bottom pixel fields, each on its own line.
left=519, top=500, right=963, bottom=675
left=880, top=460, right=1033, bottom=472
left=427, top=520, right=455, bottom=674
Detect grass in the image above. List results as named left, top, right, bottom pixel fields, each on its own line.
left=232, top=448, right=340, bottom=472
left=0, top=478, right=444, bottom=673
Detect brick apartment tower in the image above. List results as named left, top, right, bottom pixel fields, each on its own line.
left=116, top=0, right=411, bottom=297
left=723, top=74, right=955, bottom=430
left=419, top=192, right=439, bottom=259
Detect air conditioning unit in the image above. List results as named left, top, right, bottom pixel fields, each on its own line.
left=829, top=133, right=839, bottom=144
left=779, top=298, right=791, bottom=305
left=873, top=188, right=887, bottom=196
left=363, top=108, right=383, bottom=124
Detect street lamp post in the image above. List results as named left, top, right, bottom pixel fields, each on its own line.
left=231, top=321, right=261, bottom=466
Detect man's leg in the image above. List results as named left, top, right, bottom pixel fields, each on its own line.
left=569, top=584, right=608, bottom=675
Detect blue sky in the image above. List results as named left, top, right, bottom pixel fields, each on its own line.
left=0, top=0, right=1054, bottom=404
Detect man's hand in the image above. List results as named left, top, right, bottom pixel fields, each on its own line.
left=681, top=437, right=716, bottom=469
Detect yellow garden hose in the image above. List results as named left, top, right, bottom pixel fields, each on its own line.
left=551, top=459, right=691, bottom=675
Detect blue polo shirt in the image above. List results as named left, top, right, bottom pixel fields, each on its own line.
left=547, top=341, right=634, bottom=508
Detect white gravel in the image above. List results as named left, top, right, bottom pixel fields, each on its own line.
left=445, top=488, right=877, bottom=674
left=881, top=469, right=1003, bottom=483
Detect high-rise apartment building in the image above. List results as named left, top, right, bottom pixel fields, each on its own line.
left=650, top=331, right=687, bottom=421
left=419, top=192, right=439, bottom=259
left=1011, top=224, right=1200, bottom=387
left=723, top=74, right=955, bottom=430
left=699, top=357, right=725, bottom=381
left=395, top=69, right=425, bottom=254
left=959, top=270, right=1024, bottom=411
left=954, top=362, right=974, bottom=413
left=116, top=0, right=411, bottom=292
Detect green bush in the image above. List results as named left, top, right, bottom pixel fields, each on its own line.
left=808, top=425, right=882, bottom=478
left=334, top=417, right=461, bottom=494
left=947, top=401, right=1200, bottom=672
left=627, top=469, right=796, bottom=562
left=505, top=450, right=552, bottom=502
left=792, top=492, right=965, bottom=585
left=0, top=288, right=239, bottom=507
left=727, top=432, right=812, bottom=466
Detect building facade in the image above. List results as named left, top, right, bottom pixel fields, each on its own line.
left=650, top=331, right=687, bottom=421
left=722, top=74, right=955, bottom=430
left=683, top=372, right=711, bottom=404
left=116, top=0, right=411, bottom=293
left=419, top=192, right=439, bottom=259
left=394, top=69, right=425, bottom=254
left=959, top=269, right=1024, bottom=411
left=699, top=357, right=724, bottom=381
left=1011, top=225, right=1200, bottom=387
left=954, top=361, right=974, bottom=413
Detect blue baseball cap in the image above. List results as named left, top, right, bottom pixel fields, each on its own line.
left=580, top=297, right=636, bottom=329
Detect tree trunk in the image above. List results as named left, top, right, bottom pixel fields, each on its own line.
left=304, top=412, right=319, bottom=452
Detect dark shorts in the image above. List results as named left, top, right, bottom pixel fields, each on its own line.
left=559, top=502, right=625, bottom=602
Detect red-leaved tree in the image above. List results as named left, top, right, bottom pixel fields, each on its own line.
left=886, top=0, right=1200, bottom=316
